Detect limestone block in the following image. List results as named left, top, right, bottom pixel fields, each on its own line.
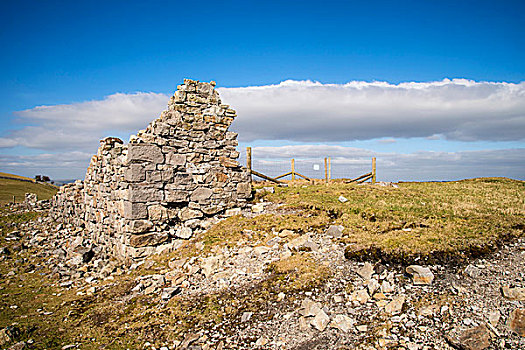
left=179, top=208, right=203, bottom=221
left=122, top=201, right=148, bottom=219
left=127, top=184, right=163, bottom=203
left=129, top=220, right=154, bottom=234
left=219, top=156, right=239, bottom=168
left=237, top=182, right=252, bottom=198
left=129, top=232, right=169, bottom=248
left=175, top=226, right=192, bottom=239
left=127, top=143, right=164, bottom=163
left=191, top=188, right=213, bottom=201
left=146, top=170, right=162, bottom=183
left=165, top=189, right=189, bottom=203
left=148, top=204, right=167, bottom=221
left=166, top=152, right=186, bottom=166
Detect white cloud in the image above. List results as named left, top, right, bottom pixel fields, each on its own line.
left=0, top=151, right=93, bottom=179
left=0, top=79, right=524, bottom=180
left=219, top=79, right=525, bottom=142
left=0, top=92, right=168, bottom=150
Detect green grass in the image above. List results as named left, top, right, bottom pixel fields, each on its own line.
left=0, top=177, right=58, bottom=205
left=260, top=177, right=525, bottom=264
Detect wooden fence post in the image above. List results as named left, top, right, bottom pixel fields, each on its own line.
left=246, top=147, right=252, bottom=181
left=324, top=158, right=328, bottom=183
left=372, top=157, right=376, bottom=184
left=328, top=157, right=331, bottom=183
left=291, top=158, right=295, bottom=181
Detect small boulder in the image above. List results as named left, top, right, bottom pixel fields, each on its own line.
left=459, top=325, right=491, bottom=350
left=501, top=286, right=525, bottom=301
left=310, top=309, right=330, bottom=331
left=325, top=225, right=344, bottom=238
left=330, top=314, right=354, bottom=333
left=508, top=308, right=525, bottom=336
left=385, top=295, right=405, bottom=315
left=356, top=262, right=374, bottom=280
left=406, top=265, right=434, bottom=285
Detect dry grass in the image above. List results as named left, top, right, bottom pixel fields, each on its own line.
left=261, top=177, right=525, bottom=264
left=0, top=177, right=58, bottom=205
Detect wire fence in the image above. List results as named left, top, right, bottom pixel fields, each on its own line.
left=238, top=147, right=376, bottom=183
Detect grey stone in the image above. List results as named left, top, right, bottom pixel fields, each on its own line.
left=166, top=152, right=186, bottom=166
left=406, top=265, right=434, bottom=285
left=191, top=188, right=213, bottom=201
left=357, top=262, right=374, bottom=280
left=459, top=325, right=491, bottom=350
left=385, top=295, right=405, bottom=315
left=175, top=227, right=192, bottom=239
left=310, top=309, right=330, bottom=331
left=241, top=311, right=253, bottom=322
left=325, top=225, right=344, bottom=238
left=127, top=143, right=164, bottom=163
left=508, top=308, right=525, bottom=336
left=125, top=164, right=145, bottom=182
left=129, top=232, right=169, bottom=248
left=122, top=201, right=148, bottom=219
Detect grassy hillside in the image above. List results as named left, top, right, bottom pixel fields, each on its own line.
left=0, top=172, right=36, bottom=182
left=0, top=175, right=58, bottom=204
left=258, top=177, right=525, bottom=264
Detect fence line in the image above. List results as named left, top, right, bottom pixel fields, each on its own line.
left=245, top=147, right=376, bottom=185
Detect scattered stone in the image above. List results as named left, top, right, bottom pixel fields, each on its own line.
left=508, top=309, right=525, bottom=336
left=252, top=203, right=265, bottom=213
left=351, top=289, right=370, bottom=304
left=201, top=255, right=222, bottom=278
left=310, top=309, right=330, bottom=331
left=356, top=262, right=374, bottom=280
left=255, top=336, right=269, bottom=346
left=161, top=287, right=180, bottom=300
left=385, top=295, right=405, bottom=315
left=367, top=279, right=380, bottom=295
left=465, top=265, right=481, bottom=278
left=330, top=314, right=354, bottom=332
left=300, top=299, right=323, bottom=317
left=406, top=265, right=434, bottom=285
left=381, top=280, right=394, bottom=294
left=501, top=286, right=525, bottom=301
left=278, top=229, right=294, bottom=238
left=325, top=225, right=344, bottom=238
left=488, top=310, right=500, bottom=326
left=458, top=325, right=491, bottom=350
left=241, top=312, right=253, bottom=322
left=356, top=325, right=367, bottom=332
left=298, top=317, right=309, bottom=331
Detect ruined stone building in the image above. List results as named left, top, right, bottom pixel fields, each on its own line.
left=51, top=79, right=252, bottom=260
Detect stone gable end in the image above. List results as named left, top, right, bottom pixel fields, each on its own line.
left=51, top=79, right=251, bottom=260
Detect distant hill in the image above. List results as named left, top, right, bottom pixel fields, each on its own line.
left=0, top=172, right=58, bottom=204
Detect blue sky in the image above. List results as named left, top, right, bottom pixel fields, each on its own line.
left=0, top=0, right=524, bottom=181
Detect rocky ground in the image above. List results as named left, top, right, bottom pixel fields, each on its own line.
left=0, top=197, right=524, bottom=350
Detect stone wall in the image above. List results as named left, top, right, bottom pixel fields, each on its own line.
left=51, top=79, right=251, bottom=260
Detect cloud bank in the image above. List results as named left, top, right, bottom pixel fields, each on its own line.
left=0, top=79, right=524, bottom=180
left=220, top=79, right=525, bottom=142
left=1, top=92, right=167, bottom=151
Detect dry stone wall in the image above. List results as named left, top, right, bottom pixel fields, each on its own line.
left=51, top=79, right=251, bottom=260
